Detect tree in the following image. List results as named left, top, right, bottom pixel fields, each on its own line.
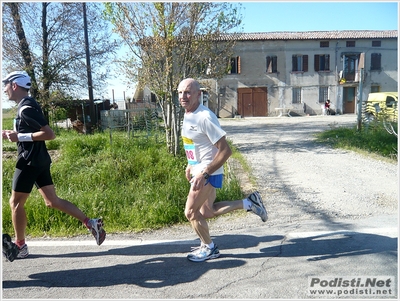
left=103, top=2, right=243, bottom=155
left=2, top=2, right=118, bottom=120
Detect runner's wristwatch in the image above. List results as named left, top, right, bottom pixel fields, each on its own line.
left=202, top=171, right=210, bottom=179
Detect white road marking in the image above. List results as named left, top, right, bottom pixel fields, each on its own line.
left=25, top=239, right=198, bottom=247
left=24, top=227, right=397, bottom=247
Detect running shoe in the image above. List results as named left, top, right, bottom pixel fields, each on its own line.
left=16, top=244, right=29, bottom=259
left=247, top=191, right=268, bottom=222
left=88, top=218, right=106, bottom=246
left=2, top=234, right=19, bottom=262
left=187, top=244, right=220, bottom=262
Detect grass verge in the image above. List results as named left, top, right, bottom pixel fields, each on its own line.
left=2, top=126, right=245, bottom=237
left=315, top=121, right=398, bottom=163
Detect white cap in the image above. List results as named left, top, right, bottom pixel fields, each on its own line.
left=2, top=71, right=32, bottom=89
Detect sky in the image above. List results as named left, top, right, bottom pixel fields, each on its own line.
left=240, top=1, right=398, bottom=32
left=2, top=1, right=398, bottom=109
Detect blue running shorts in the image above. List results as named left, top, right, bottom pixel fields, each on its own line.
left=206, top=174, right=223, bottom=188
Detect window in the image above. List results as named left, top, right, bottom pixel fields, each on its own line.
left=386, top=96, right=396, bottom=108
left=314, top=54, right=330, bottom=71
left=292, top=87, right=301, bottom=104
left=371, top=53, right=381, bottom=71
left=196, top=59, right=209, bottom=75
left=292, top=55, right=308, bottom=72
left=342, top=53, right=360, bottom=81
left=319, top=86, right=329, bottom=103
left=266, top=56, right=277, bottom=73
left=229, top=56, right=240, bottom=74
left=372, top=40, right=381, bottom=47
left=320, top=41, right=329, bottom=48
left=370, top=85, right=380, bottom=93
left=346, top=41, right=356, bottom=47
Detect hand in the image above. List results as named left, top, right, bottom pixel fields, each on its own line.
left=189, top=173, right=205, bottom=191
left=2, top=130, right=9, bottom=139
left=2, top=130, right=16, bottom=142
left=185, top=166, right=192, bottom=181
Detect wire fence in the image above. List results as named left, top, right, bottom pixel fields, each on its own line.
left=100, top=107, right=162, bottom=144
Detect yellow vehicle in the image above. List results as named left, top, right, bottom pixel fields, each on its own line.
left=364, top=92, right=398, bottom=122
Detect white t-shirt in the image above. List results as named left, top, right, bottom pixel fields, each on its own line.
left=182, top=104, right=226, bottom=175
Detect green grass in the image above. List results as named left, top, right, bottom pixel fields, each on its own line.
left=2, top=109, right=15, bottom=132
left=315, top=121, right=398, bottom=162
left=2, top=122, right=244, bottom=238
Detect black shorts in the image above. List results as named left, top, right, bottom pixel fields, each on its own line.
left=12, top=164, right=54, bottom=193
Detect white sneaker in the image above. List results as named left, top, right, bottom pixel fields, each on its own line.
left=2, top=234, right=19, bottom=262
left=16, top=244, right=29, bottom=259
left=187, top=244, right=220, bottom=262
left=247, top=191, right=268, bottom=222
left=88, top=218, right=106, bottom=245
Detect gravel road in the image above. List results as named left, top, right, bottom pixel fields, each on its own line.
left=220, top=115, right=397, bottom=226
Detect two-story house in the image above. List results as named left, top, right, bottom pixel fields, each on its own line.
left=203, top=30, right=397, bottom=118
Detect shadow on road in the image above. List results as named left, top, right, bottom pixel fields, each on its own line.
left=3, top=232, right=396, bottom=289
left=223, top=231, right=397, bottom=261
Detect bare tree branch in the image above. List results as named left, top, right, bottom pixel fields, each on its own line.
left=104, top=2, right=243, bottom=155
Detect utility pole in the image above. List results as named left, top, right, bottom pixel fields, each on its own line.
left=357, top=68, right=364, bottom=131
left=357, top=53, right=365, bottom=131
left=83, top=2, right=95, bottom=133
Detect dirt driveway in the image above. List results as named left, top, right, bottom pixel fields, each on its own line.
left=219, top=114, right=398, bottom=229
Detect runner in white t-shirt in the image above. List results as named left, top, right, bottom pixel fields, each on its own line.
left=178, top=78, right=268, bottom=262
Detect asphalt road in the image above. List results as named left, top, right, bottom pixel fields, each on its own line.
left=2, top=114, right=398, bottom=300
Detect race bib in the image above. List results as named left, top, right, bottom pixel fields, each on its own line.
left=182, top=136, right=199, bottom=165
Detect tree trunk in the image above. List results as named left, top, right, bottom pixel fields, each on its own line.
left=41, top=3, right=51, bottom=121
left=8, top=2, right=38, bottom=99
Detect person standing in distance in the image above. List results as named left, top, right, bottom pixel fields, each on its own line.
left=324, top=99, right=331, bottom=115
left=2, top=71, right=106, bottom=262
left=178, top=78, right=268, bottom=262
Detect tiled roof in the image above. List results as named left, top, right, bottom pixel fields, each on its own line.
left=219, top=30, right=398, bottom=41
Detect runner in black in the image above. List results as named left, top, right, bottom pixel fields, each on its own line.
left=2, top=71, right=106, bottom=261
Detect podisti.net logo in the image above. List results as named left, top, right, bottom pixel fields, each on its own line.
left=308, top=276, right=396, bottom=297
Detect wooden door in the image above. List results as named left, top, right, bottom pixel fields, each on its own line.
left=343, top=87, right=356, bottom=114
left=253, top=87, right=268, bottom=116
left=238, top=87, right=268, bottom=117
left=240, top=88, right=253, bottom=117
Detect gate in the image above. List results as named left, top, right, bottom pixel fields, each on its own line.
left=237, top=87, right=268, bottom=117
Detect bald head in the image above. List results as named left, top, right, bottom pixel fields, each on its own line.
left=179, top=78, right=200, bottom=92
left=178, top=78, right=202, bottom=113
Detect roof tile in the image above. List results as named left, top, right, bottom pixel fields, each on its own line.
left=219, top=30, right=397, bottom=41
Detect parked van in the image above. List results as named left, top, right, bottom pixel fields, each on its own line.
left=364, top=92, right=398, bottom=122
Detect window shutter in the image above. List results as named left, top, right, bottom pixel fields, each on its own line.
left=292, top=55, right=297, bottom=71
left=314, top=55, right=319, bottom=71
left=266, top=56, right=272, bottom=73
left=371, top=53, right=381, bottom=70
left=237, top=56, right=241, bottom=74
left=303, top=55, right=308, bottom=72
left=326, top=55, right=330, bottom=70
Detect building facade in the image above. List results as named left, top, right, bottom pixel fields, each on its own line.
left=202, top=30, right=398, bottom=118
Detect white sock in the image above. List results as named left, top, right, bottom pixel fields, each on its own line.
left=205, top=242, right=214, bottom=249
left=243, top=198, right=252, bottom=210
